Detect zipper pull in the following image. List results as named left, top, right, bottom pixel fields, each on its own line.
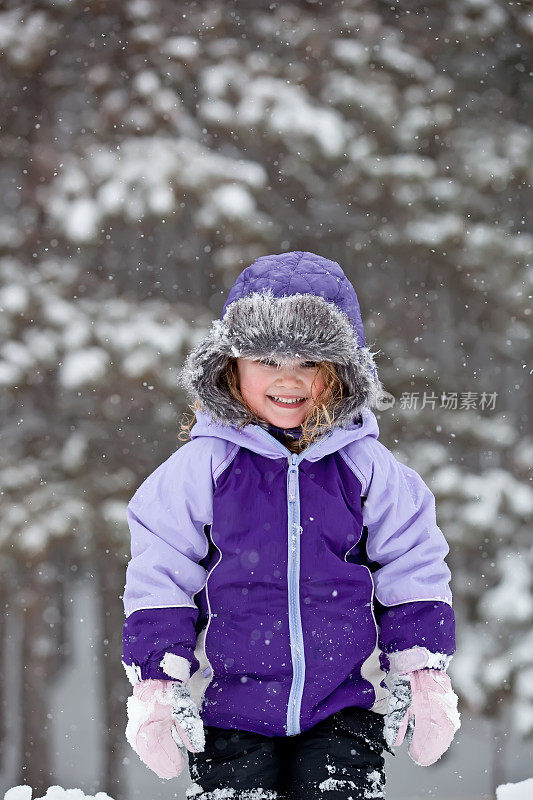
left=288, top=454, right=299, bottom=501
left=288, top=469, right=297, bottom=502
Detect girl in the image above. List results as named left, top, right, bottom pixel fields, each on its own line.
left=122, top=251, right=461, bottom=800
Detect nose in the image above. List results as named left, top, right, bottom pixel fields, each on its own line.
left=275, top=364, right=303, bottom=386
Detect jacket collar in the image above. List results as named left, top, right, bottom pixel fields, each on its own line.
left=190, top=408, right=379, bottom=462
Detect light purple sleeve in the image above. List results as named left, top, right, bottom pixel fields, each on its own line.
left=123, top=438, right=218, bottom=618
left=357, top=438, right=452, bottom=608
left=122, top=437, right=232, bottom=682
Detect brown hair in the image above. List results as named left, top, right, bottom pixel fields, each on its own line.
left=178, top=359, right=347, bottom=453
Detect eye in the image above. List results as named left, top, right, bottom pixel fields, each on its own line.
left=301, top=361, right=318, bottom=369
left=259, top=358, right=278, bottom=367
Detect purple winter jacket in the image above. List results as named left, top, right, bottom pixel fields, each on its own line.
left=121, top=251, right=455, bottom=738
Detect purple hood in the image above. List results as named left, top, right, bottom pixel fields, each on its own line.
left=178, top=251, right=383, bottom=430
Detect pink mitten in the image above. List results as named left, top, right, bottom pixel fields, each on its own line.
left=384, top=650, right=461, bottom=767
left=125, top=679, right=205, bottom=780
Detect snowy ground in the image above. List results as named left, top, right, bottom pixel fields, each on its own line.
left=4, top=789, right=114, bottom=800
left=496, top=779, right=533, bottom=799
left=4, top=781, right=533, bottom=800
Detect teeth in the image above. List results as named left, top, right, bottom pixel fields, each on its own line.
left=270, top=396, right=305, bottom=404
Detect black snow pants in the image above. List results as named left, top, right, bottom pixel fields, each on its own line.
left=186, top=706, right=393, bottom=800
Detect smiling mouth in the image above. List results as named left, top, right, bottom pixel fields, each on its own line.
left=267, top=395, right=307, bottom=408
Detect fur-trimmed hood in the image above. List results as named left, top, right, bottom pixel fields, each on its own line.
left=178, top=251, right=383, bottom=430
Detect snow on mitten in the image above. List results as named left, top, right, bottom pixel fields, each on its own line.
left=384, top=647, right=461, bottom=767
left=125, top=679, right=205, bottom=780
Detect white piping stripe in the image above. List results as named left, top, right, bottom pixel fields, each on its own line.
left=124, top=603, right=197, bottom=617
left=213, top=444, right=240, bottom=484
left=360, top=565, right=391, bottom=715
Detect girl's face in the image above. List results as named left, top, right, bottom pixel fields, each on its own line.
left=236, top=357, right=326, bottom=428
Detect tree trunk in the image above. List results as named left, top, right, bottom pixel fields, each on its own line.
left=490, top=698, right=508, bottom=796
left=18, top=577, right=53, bottom=793
left=16, top=551, right=67, bottom=793
left=0, top=567, right=7, bottom=772
left=93, top=549, right=128, bottom=800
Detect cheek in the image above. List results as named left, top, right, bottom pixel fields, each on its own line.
left=240, top=372, right=266, bottom=403
left=239, top=375, right=252, bottom=401
left=311, top=375, right=326, bottom=398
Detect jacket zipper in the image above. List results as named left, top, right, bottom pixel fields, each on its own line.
left=253, top=426, right=325, bottom=735
left=286, top=452, right=304, bottom=735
